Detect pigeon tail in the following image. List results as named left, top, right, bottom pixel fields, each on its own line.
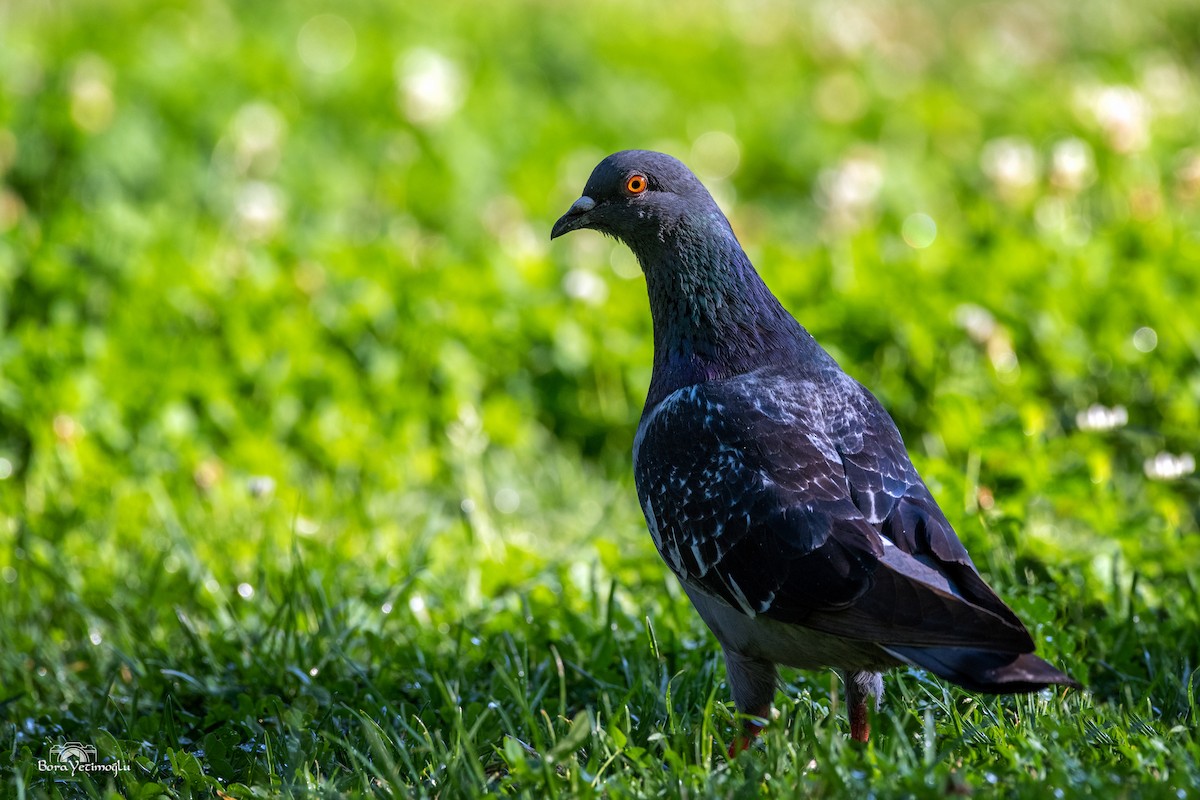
left=884, top=645, right=1080, bottom=694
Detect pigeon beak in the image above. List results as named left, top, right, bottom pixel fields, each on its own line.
left=550, top=196, right=597, bottom=240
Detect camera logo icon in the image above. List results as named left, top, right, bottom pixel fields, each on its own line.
left=49, top=742, right=97, bottom=766
left=38, top=740, right=128, bottom=775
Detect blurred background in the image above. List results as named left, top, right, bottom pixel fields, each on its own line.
left=3, top=0, right=1198, bottom=539
left=1, top=0, right=1199, bottom=792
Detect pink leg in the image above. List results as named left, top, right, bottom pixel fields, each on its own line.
left=849, top=700, right=870, bottom=743
left=845, top=670, right=882, bottom=743
left=723, top=652, right=778, bottom=758
left=727, top=705, right=770, bottom=757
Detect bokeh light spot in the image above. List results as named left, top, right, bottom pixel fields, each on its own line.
left=1132, top=326, right=1157, bottom=352
left=398, top=48, right=464, bottom=125
left=69, top=55, right=115, bottom=133
left=813, top=72, right=866, bottom=124
left=297, top=14, right=356, bottom=74
left=494, top=487, right=521, bottom=514
left=981, top=137, right=1038, bottom=194
left=1144, top=452, right=1195, bottom=481
left=690, top=131, right=741, bottom=180
left=901, top=213, right=937, bottom=249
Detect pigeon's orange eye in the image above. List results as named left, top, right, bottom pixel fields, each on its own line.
left=626, top=174, right=648, bottom=194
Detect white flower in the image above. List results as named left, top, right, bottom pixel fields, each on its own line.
left=1049, top=138, right=1095, bottom=192
left=981, top=137, right=1038, bottom=194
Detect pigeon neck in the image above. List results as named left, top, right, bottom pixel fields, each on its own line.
left=638, top=217, right=829, bottom=408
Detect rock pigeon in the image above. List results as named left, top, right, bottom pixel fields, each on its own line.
left=551, top=150, right=1078, bottom=753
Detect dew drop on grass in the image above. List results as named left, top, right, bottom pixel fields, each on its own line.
left=381, top=601, right=393, bottom=614
left=89, top=630, right=103, bottom=645
left=0, top=457, right=12, bottom=479
left=237, top=583, right=255, bottom=599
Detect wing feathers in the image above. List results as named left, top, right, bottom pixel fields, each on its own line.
left=635, top=368, right=1040, bottom=657
left=884, top=646, right=1079, bottom=693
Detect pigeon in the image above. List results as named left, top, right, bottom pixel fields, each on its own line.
left=551, top=150, right=1078, bottom=754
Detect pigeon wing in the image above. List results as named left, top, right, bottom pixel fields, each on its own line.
left=634, top=373, right=1033, bottom=651
left=829, top=378, right=1033, bottom=639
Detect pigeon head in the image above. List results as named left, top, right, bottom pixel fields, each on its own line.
left=550, top=150, right=733, bottom=252
left=552, top=150, right=820, bottom=404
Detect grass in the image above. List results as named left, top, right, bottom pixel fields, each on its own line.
left=1, top=0, right=1199, bottom=796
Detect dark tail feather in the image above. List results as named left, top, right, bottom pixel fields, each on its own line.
left=885, top=646, right=1080, bottom=694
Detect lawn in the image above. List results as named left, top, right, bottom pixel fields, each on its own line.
left=1, top=0, right=1199, bottom=797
